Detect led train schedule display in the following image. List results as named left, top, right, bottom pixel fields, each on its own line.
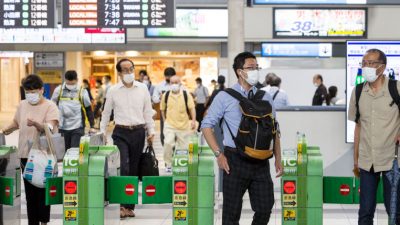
left=0, top=0, right=55, bottom=28
left=62, top=0, right=175, bottom=28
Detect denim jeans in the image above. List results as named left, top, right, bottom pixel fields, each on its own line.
left=359, top=168, right=400, bottom=225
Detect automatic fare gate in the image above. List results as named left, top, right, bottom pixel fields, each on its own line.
left=45, top=134, right=215, bottom=225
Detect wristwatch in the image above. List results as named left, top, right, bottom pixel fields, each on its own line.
left=213, top=149, right=222, bottom=158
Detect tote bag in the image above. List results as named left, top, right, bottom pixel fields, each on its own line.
left=23, top=124, right=58, bottom=188
left=139, top=145, right=159, bottom=181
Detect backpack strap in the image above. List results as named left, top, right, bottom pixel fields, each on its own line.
left=164, top=91, right=170, bottom=119
left=224, top=88, right=246, bottom=102
left=183, top=90, right=190, bottom=118
left=272, top=90, right=280, bottom=101
left=388, top=79, right=400, bottom=111
left=355, top=82, right=364, bottom=124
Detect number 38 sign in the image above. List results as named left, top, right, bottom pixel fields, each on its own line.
left=274, top=8, right=367, bottom=38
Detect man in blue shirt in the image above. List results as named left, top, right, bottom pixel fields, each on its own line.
left=201, top=52, right=283, bottom=225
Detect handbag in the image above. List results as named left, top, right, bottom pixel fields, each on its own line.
left=139, top=145, right=159, bottom=181
left=27, top=133, right=65, bottom=160
left=23, top=124, right=58, bottom=188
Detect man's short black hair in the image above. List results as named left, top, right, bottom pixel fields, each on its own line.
left=217, top=76, right=225, bottom=84
left=23, top=74, right=43, bottom=90
left=139, top=70, right=148, bottom=76
left=116, top=59, right=134, bottom=73
left=65, top=70, right=78, bottom=81
left=366, top=48, right=387, bottom=65
left=270, top=75, right=281, bottom=87
left=164, top=67, right=176, bottom=77
left=232, top=52, right=256, bottom=78
left=104, top=75, right=111, bottom=81
left=96, top=79, right=103, bottom=85
left=195, top=77, right=202, bottom=83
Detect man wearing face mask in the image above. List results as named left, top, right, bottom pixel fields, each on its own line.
left=152, top=67, right=176, bottom=146
left=193, top=77, right=209, bottom=132
left=312, top=74, right=328, bottom=106
left=201, top=52, right=283, bottom=225
left=348, top=49, right=400, bottom=225
left=100, top=59, right=155, bottom=218
left=51, top=70, right=95, bottom=151
left=142, top=74, right=155, bottom=96
left=160, top=75, right=196, bottom=173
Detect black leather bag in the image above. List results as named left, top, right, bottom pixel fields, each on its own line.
left=139, top=145, right=159, bottom=181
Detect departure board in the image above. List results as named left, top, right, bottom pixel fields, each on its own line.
left=62, top=0, right=175, bottom=28
left=0, top=0, right=55, bottom=28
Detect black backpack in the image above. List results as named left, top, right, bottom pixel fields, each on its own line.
left=224, top=88, right=277, bottom=161
left=355, top=79, right=400, bottom=123
left=164, top=90, right=191, bottom=119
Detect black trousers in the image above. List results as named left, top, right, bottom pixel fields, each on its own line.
left=61, top=127, right=85, bottom=151
left=195, top=103, right=206, bottom=132
left=222, top=149, right=274, bottom=225
left=21, top=159, right=51, bottom=225
left=112, top=126, right=145, bottom=210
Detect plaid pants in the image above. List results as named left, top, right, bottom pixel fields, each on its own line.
left=223, top=148, right=275, bottom=225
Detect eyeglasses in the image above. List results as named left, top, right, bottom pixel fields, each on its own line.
left=242, top=66, right=261, bottom=71
left=360, top=60, right=383, bottom=67
left=120, top=67, right=135, bottom=74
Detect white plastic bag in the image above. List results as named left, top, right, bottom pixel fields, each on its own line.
left=23, top=124, right=57, bottom=188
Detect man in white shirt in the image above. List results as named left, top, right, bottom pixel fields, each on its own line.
left=262, top=74, right=289, bottom=108
left=193, top=77, right=209, bottom=132
left=152, top=67, right=175, bottom=145
left=100, top=59, right=155, bottom=219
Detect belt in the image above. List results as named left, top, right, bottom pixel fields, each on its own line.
left=115, top=124, right=145, bottom=130
left=224, top=146, right=237, bottom=152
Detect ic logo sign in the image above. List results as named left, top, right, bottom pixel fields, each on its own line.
left=174, top=158, right=188, bottom=167
left=64, top=159, right=78, bottom=167
left=283, top=158, right=297, bottom=167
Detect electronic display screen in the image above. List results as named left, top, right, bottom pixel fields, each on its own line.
left=261, top=42, right=332, bottom=57
left=273, top=8, right=367, bottom=38
left=146, top=8, right=227, bottom=38
left=62, top=0, right=175, bottom=28
left=0, top=0, right=55, bottom=28
left=346, top=41, right=400, bottom=142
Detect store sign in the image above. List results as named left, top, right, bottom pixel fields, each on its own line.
left=274, top=8, right=367, bottom=38
left=0, top=0, right=55, bottom=28
left=34, top=52, right=64, bottom=68
left=62, top=0, right=175, bottom=28
left=146, top=8, right=228, bottom=38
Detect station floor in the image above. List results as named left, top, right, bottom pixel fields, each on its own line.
left=0, top=114, right=389, bottom=225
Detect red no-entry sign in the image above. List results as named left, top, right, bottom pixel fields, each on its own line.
left=5, top=186, right=10, bottom=197
left=125, top=184, right=135, bottom=196
left=64, top=181, right=77, bottom=194
left=283, top=181, right=296, bottom=194
left=50, top=186, right=57, bottom=197
left=145, top=185, right=156, bottom=197
left=340, top=184, right=350, bottom=196
left=174, top=181, right=187, bottom=194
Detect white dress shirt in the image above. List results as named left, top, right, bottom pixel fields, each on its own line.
left=152, top=80, right=171, bottom=103
left=100, top=81, right=155, bottom=135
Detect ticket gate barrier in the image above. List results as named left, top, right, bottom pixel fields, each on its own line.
left=281, top=144, right=323, bottom=225
left=0, top=134, right=21, bottom=225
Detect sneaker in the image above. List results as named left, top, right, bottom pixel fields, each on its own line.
left=165, top=167, right=172, bottom=173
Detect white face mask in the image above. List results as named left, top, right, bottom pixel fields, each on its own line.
left=244, top=70, right=259, bottom=86
left=26, top=92, right=41, bottom=105
left=171, top=84, right=180, bottom=92
left=143, top=80, right=150, bottom=86
left=123, top=74, right=135, bottom=84
left=362, top=67, right=380, bottom=83
left=66, top=84, right=77, bottom=90
left=314, top=83, right=319, bottom=87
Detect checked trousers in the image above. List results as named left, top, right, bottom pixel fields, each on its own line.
left=222, top=148, right=275, bottom=225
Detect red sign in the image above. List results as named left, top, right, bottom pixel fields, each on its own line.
left=283, top=181, right=296, bottom=194
left=64, top=181, right=77, bottom=194
left=340, top=184, right=350, bottom=196
left=50, top=186, right=57, bottom=197
left=125, top=184, right=135, bottom=196
left=5, top=186, right=10, bottom=197
left=174, top=181, right=187, bottom=194
left=145, top=185, right=156, bottom=197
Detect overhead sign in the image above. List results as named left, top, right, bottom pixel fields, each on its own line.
left=273, top=8, right=367, bottom=38
left=34, top=52, right=64, bottom=68
left=254, top=0, right=366, bottom=4
left=146, top=8, right=228, bottom=38
left=62, top=0, right=175, bottom=28
left=261, top=43, right=332, bottom=57
left=0, top=0, right=55, bottom=28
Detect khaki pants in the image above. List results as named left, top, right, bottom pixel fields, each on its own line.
left=163, top=123, right=190, bottom=167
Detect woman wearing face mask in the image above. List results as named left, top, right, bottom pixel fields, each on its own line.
left=1, top=74, right=59, bottom=225
left=142, top=74, right=155, bottom=97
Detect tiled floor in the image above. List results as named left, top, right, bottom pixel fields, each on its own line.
left=0, top=120, right=389, bottom=225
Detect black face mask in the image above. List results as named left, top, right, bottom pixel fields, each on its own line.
left=166, top=78, right=170, bottom=83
